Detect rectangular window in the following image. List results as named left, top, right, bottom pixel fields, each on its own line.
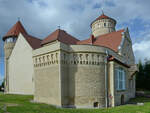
left=6, top=38, right=13, bottom=43
left=115, top=67, right=126, bottom=90
left=104, top=23, right=106, bottom=27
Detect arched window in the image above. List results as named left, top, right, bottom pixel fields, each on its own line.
left=104, top=23, right=106, bottom=27
left=79, top=54, right=82, bottom=60
left=115, top=67, right=126, bottom=90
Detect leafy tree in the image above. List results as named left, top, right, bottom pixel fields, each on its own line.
left=136, top=59, right=150, bottom=90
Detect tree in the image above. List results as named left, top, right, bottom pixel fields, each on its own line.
left=136, top=59, right=150, bottom=90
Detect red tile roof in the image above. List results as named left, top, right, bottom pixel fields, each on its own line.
left=22, top=33, right=42, bottom=49
left=3, top=21, right=42, bottom=49
left=3, top=20, right=125, bottom=52
left=3, top=21, right=27, bottom=41
left=77, top=29, right=125, bottom=52
left=96, top=14, right=111, bottom=20
left=91, top=13, right=116, bottom=26
left=41, top=29, right=79, bottom=45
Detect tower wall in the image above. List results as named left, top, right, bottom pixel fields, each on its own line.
left=91, top=19, right=116, bottom=37
left=4, top=42, right=15, bottom=59
left=4, top=41, right=16, bottom=93
left=68, top=55, right=106, bottom=108
left=61, top=44, right=114, bottom=108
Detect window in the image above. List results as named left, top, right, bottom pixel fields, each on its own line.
left=6, top=38, right=13, bottom=43
left=93, top=102, right=99, bottom=107
left=5, top=37, right=17, bottom=43
left=104, top=23, right=106, bottom=27
left=115, top=67, right=126, bottom=90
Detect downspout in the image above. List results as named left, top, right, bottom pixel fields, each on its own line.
left=59, top=51, right=62, bottom=107
left=105, top=50, right=109, bottom=108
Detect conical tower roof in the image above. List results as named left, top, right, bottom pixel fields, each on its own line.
left=91, top=13, right=116, bottom=26
left=3, top=21, right=27, bottom=41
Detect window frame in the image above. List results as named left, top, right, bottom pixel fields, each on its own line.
left=115, top=67, right=126, bottom=91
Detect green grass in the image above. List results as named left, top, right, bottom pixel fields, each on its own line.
left=0, top=93, right=150, bottom=113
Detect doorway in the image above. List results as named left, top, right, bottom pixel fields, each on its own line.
left=121, top=95, right=125, bottom=105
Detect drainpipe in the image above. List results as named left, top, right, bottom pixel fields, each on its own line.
left=105, top=50, right=109, bottom=108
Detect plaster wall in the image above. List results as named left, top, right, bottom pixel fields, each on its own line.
left=8, top=34, right=34, bottom=94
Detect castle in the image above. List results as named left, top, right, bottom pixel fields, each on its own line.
left=3, top=12, right=138, bottom=108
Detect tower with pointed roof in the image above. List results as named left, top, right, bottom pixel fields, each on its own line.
left=3, top=20, right=27, bottom=93
left=91, top=13, right=116, bottom=37
left=3, top=21, right=27, bottom=59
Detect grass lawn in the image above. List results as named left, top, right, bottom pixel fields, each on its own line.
left=0, top=93, right=150, bottom=113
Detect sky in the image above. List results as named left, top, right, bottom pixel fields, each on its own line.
left=1, top=0, right=150, bottom=82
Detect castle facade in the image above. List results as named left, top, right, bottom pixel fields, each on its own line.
left=3, top=12, right=138, bottom=108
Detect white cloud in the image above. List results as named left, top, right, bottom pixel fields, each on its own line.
left=0, top=0, right=150, bottom=62
left=133, top=29, right=150, bottom=62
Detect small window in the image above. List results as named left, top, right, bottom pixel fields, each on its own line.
left=86, top=54, right=88, bottom=60
left=104, top=23, right=106, bottom=27
left=6, top=38, right=13, bottom=43
left=64, top=53, right=66, bottom=60
left=56, top=53, right=58, bottom=59
left=13, top=37, right=17, bottom=42
left=93, top=102, right=99, bottom=107
left=43, top=56, right=45, bottom=62
left=47, top=55, right=50, bottom=60
left=51, top=54, right=53, bottom=60
left=80, top=54, right=82, bottom=60
left=39, top=58, right=41, bottom=63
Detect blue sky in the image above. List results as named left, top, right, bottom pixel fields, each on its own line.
left=1, top=0, right=150, bottom=81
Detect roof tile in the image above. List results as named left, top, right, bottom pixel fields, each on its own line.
left=41, top=29, right=79, bottom=45
left=3, top=21, right=27, bottom=41
left=77, top=29, right=125, bottom=52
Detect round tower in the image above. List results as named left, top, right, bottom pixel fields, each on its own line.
left=91, top=13, right=116, bottom=37
left=3, top=21, right=27, bottom=59
left=3, top=38, right=16, bottom=59
left=3, top=20, right=27, bottom=93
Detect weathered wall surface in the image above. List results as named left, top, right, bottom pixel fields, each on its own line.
left=33, top=42, right=62, bottom=106
left=8, top=34, right=34, bottom=94
left=91, top=19, right=116, bottom=37
left=34, top=64, right=61, bottom=105
left=69, top=64, right=105, bottom=108
left=60, top=44, right=108, bottom=108
left=33, top=41, right=136, bottom=108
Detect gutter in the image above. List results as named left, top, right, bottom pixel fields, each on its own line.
left=105, top=50, right=109, bottom=108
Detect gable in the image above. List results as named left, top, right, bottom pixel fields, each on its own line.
left=10, top=33, right=33, bottom=59
left=8, top=33, right=34, bottom=94
left=118, top=30, right=135, bottom=65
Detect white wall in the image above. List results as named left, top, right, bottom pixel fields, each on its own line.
left=8, top=34, right=34, bottom=95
